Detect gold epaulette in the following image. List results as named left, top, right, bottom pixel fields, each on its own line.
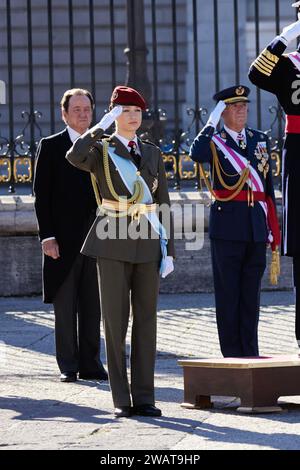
left=251, top=48, right=279, bottom=77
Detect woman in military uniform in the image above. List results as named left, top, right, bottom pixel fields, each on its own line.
left=66, top=86, right=174, bottom=418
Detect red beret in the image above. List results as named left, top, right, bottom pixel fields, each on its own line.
left=110, top=85, right=146, bottom=110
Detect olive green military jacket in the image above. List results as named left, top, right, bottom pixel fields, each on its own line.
left=66, top=125, right=175, bottom=263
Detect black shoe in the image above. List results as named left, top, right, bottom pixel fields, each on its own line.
left=114, top=406, right=132, bottom=418
left=60, top=372, right=77, bottom=382
left=133, top=404, right=162, bottom=417
left=79, top=369, right=108, bottom=381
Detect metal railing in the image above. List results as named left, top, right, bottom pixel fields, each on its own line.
left=0, top=0, right=288, bottom=193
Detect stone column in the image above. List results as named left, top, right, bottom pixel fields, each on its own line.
left=124, top=0, right=152, bottom=105
left=184, top=0, right=248, bottom=134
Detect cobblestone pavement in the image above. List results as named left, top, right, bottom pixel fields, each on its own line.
left=1, top=292, right=300, bottom=451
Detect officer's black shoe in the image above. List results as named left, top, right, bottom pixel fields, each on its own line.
left=133, top=404, right=162, bottom=417
left=79, top=370, right=108, bottom=381
left=60, top=372, right=77, bottom=382
left=114, top=406, right=132, bottom=418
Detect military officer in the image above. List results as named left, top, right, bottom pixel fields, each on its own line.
left=189, top=86, right=280, bottom=358
left=66, top=86, right=175, bottom=418
left=248, top=2, right=300, bottom=350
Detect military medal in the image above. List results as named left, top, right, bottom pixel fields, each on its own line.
left=255, top=142, right=269, bottom=178
left=258, top=163, right=264, bottom=173
left=263, top=163, right=270, bottom=179
left=255, top=150, right=262, bottom=160
left=237, top=132, right=247, bottom=150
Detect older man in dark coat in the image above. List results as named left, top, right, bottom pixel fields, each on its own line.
left=34, top=88, right=107, bottom=382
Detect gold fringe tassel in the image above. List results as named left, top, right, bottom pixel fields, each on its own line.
left=270, top=247, right=281, bottom=286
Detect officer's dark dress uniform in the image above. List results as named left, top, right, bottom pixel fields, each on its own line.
left=190, top=87, right=278, bottom=357
left=249, top=32, right=300, bottom=344
left=66, top=88, right=174, bottom=410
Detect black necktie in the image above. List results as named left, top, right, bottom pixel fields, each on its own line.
left=128, top=140, right=141, bottom=169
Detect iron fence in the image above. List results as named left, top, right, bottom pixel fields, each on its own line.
left=0, top=0, right=291, bottom=193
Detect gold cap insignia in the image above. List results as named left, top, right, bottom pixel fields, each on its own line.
left=236, top=86, right=245, bottom=96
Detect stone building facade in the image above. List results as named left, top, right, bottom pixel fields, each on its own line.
left=0, top=0, right=295, bottom=143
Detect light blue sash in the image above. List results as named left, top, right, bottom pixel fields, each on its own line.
left=107, top=145, right=168, bottom=274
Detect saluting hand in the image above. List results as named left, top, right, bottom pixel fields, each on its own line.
left=98, top=105, right=123, bottom=131
left=207, top=100, right=226, bottom=129
left=42, top=239, right=60, bottom=259
left=281, top=20, right=300, bottom=44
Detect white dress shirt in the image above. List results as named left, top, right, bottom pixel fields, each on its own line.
left=224, top=125, right=247, bottom=147
left=67, top=125, right=82, bottom=143
left=114, top=133, right=141, bottom=156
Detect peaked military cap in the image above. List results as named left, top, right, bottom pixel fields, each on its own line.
left=213, top=85, right=251, bottom=104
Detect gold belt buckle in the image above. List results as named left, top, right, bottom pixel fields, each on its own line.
left=128, top=203, right=147, bottom=224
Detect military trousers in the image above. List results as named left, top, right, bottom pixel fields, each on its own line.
left=211, top=239, right=266, bottom=357
left=97, top=258, right=160, bottom=407
left=53, top=253, right=103, bottom=374
left=292, top=257, right=300, bottom=347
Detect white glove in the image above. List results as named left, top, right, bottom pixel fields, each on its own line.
left=98, top=105, right=123, bottom=131
left=206, top=101, right=226, bottom=129
left=280, top=20, right=300, bottom=43
left=161, top=256, right=174, bottom=279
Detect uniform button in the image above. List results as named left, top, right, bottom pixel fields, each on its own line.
left=218, top=206, right=221, bottom=211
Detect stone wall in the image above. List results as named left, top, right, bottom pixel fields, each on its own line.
left=0, top=193, right=293, bottom=297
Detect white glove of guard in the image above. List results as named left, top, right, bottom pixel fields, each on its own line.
left=98, top=105, right=123, bottom=131
left=280, top=20, right=300, bottom=44
left=206, top=100, right=226, bottom=129
left=161, top=256, right=174, bottom=279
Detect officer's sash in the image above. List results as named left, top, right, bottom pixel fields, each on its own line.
left=288, top=52, right=300, bottom=71
left=212, top=135, right=269, bottom=223
left=107, top=145, right=168, bottom=273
